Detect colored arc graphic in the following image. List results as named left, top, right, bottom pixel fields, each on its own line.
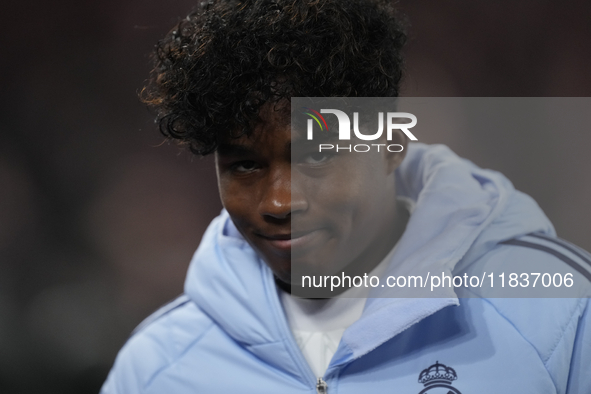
left=302, top=107, right=329, bottom=131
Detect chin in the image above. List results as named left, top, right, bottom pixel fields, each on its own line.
left=291, top=256, right=343, bottom=280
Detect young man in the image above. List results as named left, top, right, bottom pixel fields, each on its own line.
left=102, top=1, right=591, bottom=393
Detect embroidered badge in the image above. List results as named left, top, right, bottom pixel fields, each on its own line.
left=417, top=361, right=462, bottom=394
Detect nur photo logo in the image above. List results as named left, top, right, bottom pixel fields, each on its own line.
left=302, top=105, right=418, bottom=153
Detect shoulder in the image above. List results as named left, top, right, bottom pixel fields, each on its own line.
left=470, top=232, right=591, bottom=323
left=489, top=232, right=591, bottom=340
left=467, top=232, right=591, bottom=298
left=499, top=233, right=591, bottom=285
left=101, top=295, right=215, bottom=394
left=464, top=233, right=591, bottom=391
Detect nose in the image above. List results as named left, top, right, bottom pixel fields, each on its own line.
left=259, top=165, right=307, bottom=220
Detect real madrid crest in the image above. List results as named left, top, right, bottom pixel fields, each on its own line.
left=417, top=361, right=462, bottom=394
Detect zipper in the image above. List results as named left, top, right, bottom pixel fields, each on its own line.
left=316, top=378, right=328, bottom=394
left=265, top=269, right=325, bottom=390
left=264, top=269, right=337, bottom=393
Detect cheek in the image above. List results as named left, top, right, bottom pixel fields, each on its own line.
left=217, top=177, right=254, bottom=225
left=302, top=160, right=372, bottom=210
left=303, top=159, right=387, bottom=239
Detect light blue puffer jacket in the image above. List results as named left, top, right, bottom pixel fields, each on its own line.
left=102, top=143, right=591, bottom=394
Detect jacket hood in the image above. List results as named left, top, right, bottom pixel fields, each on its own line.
left=184, top=143, right=554, bottom=372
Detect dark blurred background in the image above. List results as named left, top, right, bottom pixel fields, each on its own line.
left=0, top=1, right=589, bottom=392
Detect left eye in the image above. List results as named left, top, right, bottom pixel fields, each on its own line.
left=232, top=161, right=259, bottom=172
left=302, top=152, right=332, bottom=165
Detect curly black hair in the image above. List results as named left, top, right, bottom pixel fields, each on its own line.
left=142, top=0, right=407, bottom=155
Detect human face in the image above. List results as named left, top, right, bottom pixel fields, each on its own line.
left=215, top=102, right=407, bottom=287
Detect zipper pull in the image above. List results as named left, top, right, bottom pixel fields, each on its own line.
left=316, top=378, right=328, bottom=394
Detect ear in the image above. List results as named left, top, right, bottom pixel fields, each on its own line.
left=384, top=129, right=408, bottom=174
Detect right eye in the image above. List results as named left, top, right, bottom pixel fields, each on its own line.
left=231, top=160, right=259, bottom=173
left=301, top=151, right=334, bottom=165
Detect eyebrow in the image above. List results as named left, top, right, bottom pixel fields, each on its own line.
left=217, top=140, right=293, bottom=157
left=291, top=132, right=339, bottom=148
left=217, top=143, right=257, bottom=156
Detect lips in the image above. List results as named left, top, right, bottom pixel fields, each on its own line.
left=256, top=229, right=321, bottom=251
